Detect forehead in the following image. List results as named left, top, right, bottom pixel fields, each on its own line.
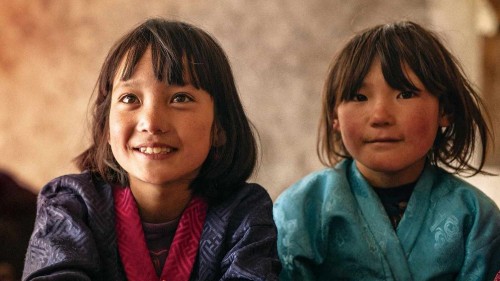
left=113, top=48, right=152, bottom=82
left=112, top=45, right=196, bottom=88
left=362, top=58, right=422, bottom=86
left=360, top=56, right=424, bottom=94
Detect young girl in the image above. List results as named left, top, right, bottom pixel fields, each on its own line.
left=274, top=21, right=500, bottom=280
left=23, top=18, right=281, bottom=281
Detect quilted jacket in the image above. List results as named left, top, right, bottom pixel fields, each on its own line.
left=23, top=171, right=281, bottom=280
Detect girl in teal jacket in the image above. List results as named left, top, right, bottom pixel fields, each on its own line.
left=274, top=21, right=499, bottom=281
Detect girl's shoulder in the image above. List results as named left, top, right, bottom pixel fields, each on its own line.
left=430, top=167, right=499, bottom=212
left=38, top=171, right=112, bottom=207
left=205, top=182, right=276, bottom=237
left=209, top=182, right=273, bottom=215
left=276, top=160, right=351, bottom=204
left=233, top=182, right=271, bottom=201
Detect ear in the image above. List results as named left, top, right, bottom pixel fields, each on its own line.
left=212, top=124, right=227, bottom=147
left=438, top=113, right=450, bottom=127
left=332, top=118, right=340, bottom=131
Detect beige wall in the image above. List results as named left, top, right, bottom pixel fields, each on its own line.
left=0, top=0, right=498, bottom=204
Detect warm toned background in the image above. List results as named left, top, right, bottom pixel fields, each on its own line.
left=0, top=0, right=499, bottom=204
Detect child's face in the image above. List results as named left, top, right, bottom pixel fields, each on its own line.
left=108, top=48, right=214, bottom=190
left=334, top=58, right=449, bottom=187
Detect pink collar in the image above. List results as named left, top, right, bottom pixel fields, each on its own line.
left=113, top=186, right=207, bottom=281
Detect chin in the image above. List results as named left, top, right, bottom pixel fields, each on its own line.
left=366, top=160, right=424, bottom=175
left=141, top=174, right=196, bottom=187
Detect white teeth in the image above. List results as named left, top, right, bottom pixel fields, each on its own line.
left=139, top=147, right=172, bottom=154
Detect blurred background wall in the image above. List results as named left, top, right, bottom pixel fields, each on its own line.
left=0, top=0, right=499, bottom=204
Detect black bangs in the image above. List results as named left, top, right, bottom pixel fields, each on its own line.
left=376, top=24, right=420, bottom=92
left=377, top=46, right=420, bottom=93
left=115, top=20, right=213, bottom=93
left=342, top=22, right=433, bottom=101
left=377, top=22, right=447, bottom=95
left=337, top=33, right=377, bottom=102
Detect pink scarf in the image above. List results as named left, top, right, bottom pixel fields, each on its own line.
left=113, top=186, right=207, bottom=281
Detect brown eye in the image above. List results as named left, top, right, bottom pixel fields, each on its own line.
left=350, top=93, right=367, bottom=102
left=397, top=91, right=416, bottom=99
left=120, top=94, right=139, bottom=104
left=171, top=93, right=193, bottom=103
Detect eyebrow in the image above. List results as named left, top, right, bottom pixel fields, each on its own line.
left=358, top=80, right=373, bottom=90
left=112, top=79, right=141, bottom=91
left=112, top=78, right=199, bottom=92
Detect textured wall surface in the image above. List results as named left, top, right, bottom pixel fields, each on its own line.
left=0, top=0, right=498, bottom=203
left=483, top=0, right=500, bottom=167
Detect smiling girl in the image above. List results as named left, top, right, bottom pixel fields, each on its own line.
left=274, top=21, right=499, bottom=280
left=23, top=18, right=280, bottom=281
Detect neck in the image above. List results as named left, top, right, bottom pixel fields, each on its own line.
left=355, top=159, right=425, bottom=188
left=129, top=179, right=193, bottom=223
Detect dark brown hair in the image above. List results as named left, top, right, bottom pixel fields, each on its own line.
left=75, top=18, right=258, bottom=202
left=318, top=21, right=492, bottom=176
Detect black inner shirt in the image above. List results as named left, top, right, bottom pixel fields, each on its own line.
left=373, top=182, right=416, bottom=229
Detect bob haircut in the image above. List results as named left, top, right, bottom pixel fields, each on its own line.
left=318, top=21, right=492, bottom=176
left=76, top=18, right=258, bottom=203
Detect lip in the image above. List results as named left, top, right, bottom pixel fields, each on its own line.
left=133, top=141, right=175, bottom=149
left=364, top=138, right=402, bottom=143
left=132, top=142, right=177, bottom=159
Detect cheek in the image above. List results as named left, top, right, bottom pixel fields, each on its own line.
left=108, top=116, right=120, bottom=143
left=107, top=125, right=123, bottom=157
left=180, top=112, right=214, bottom=149
left=407, top=114, right=440, bottom=151
left=337, top=117, right=362, bottom=151
left=336, top=108, right=361, bottom=138
left=108, top=112, right=131, bottom=146
left=194, top=120, right=214, bottom=147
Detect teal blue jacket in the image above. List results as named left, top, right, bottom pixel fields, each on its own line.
left=274, top=159, right=500, bottom=280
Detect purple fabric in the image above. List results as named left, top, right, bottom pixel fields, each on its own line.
left=22, top=171, right=281, bottom=281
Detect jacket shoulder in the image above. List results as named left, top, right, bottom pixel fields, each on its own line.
left=276, top=165, right=347, bottom=205
left=208, top=182, right=273, bottom=221
left=39, top=171, right=107, bottom=198
left=431, top=168, right=498, bottom=210
left=37, top=171, right=114, bottom=221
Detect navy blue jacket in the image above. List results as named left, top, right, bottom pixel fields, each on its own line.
left=23, top=172, right=281, bottom=280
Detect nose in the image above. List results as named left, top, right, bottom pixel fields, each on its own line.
left=369, top=99, right=395, bottom=127
left=137, top=103, right=168, bottom=134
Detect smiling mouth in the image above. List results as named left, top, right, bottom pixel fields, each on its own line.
left=365, top=139, right=401, bottom=143
left=135, top=146, right=174, bottom=155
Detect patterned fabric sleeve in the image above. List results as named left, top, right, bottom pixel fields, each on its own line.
left=22, top=176, right=103, bottom=281
left=191, top=183, right=281, bottom=281
left=273, top=185, right=323, bottom=281
left=216, top=184, right=281, bottom=281
left=456, top=190, right=500, bottom=281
